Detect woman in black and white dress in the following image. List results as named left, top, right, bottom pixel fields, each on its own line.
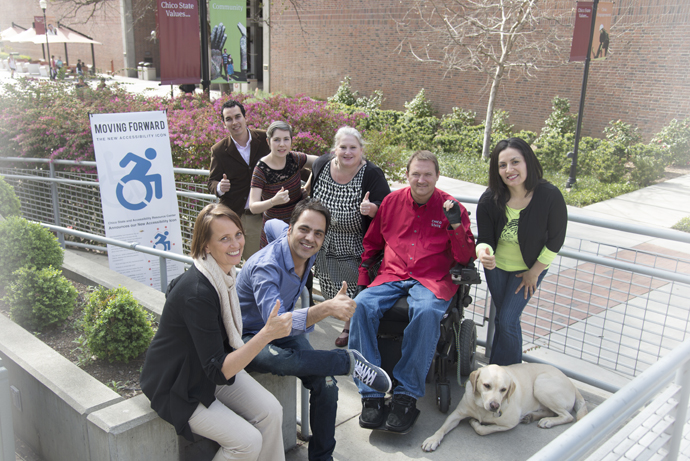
left=310, top=127, right=390, bottom=347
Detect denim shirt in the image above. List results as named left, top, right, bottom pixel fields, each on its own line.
left=237, top=219, right=315, bottom=336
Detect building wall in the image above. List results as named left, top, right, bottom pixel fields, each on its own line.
left=269, top=0, right=690, bottom=140
left=1, top=0, right=126, bottom=74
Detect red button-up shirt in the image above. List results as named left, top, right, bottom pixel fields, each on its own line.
left=358, top=187, right=476, bottom=301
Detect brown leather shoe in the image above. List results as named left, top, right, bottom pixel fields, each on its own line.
left=335, top=329, right=349, bottom=347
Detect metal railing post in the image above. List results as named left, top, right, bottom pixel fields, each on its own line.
left=485, top=297, right=496, bottom=359
left=666, top=361, right=690, bottom=461
left=297, top=286, right=310, bottom=440
left=0, top=359, right=16, bottom=461
left=48, top=163, right=64, bottom=247
left=159, top=256, right=168, bottom=292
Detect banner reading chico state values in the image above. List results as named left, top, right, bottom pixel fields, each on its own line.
left=209, top=0, right=247, bottom=84
left=158, top=0, right=201, bottom=85
left=90, top=110, right=184, bottom=290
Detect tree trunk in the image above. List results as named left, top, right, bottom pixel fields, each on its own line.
left=481, top=66, right=504, bottom=160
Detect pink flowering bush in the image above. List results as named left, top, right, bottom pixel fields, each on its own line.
left=0, top=80, right=368, bottom=174
left=0, top=79, right=163, bottom=166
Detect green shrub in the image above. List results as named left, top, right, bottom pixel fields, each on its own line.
left=534, top=133, right=574, bottom=172
left=651, top=117, right=690, bottom=166
left=439, top=107, right=477, bottom=134
left=4, top=266, right=77, bottom=331
left=543, top=171, right=638, bottom=207
left=433, top=126, right=484, bottom=157
left=491, top=110, right=514, bottom=140
left=514, top=130, right=539, bottom=145
left=328, top=76, right=358, bottom=106
left=396, top=115, right=440, bottom=151
left=0, top=175, right=21, bottom=217
left=357, top=109, right=402, bottom=132
left=363, top=130, right=407, bottom=182
left=355, top=89, right=384, bottom=111
left=83, top=286, right=154, bottom=363
left=540, top=96, right=577, bottom=139
left=0, top=216, right=63, bottom=282
left=604, top=120, right=642, bottom=148
left=672, top=217, right=690, bottom=233
left=404, top=88, right=434, bottom=118
left=629, top=143, right=667, bottom=186
left=437, top=150, right=490, bottom=185
left=576, top=139, right=628, bottom=183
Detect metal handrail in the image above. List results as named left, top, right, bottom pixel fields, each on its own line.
left=529, top=338, right=690, bottom=461
left=0, top=157, right=209, bottom=176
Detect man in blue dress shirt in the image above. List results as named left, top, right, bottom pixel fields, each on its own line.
left=237, top=198, right=391, bottom=461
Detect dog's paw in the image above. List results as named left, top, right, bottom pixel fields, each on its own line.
left=421, top=436, right=441, bottom=452
left=538, top=418, right=554, bottom=429
left=521, top=414, right=533, bottom=424
left=469, top=419, right=481, bottom=429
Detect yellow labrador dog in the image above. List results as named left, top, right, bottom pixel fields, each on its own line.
left=421, top=363, right=588, bottom=452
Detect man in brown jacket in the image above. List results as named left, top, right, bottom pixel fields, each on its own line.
left=208, top=100, right=269, bottom=258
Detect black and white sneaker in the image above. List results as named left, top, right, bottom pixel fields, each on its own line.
left=349, top=350, right=392, bottom=393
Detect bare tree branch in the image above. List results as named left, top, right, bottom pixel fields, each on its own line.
left=396, top=0, right=572, bottom=158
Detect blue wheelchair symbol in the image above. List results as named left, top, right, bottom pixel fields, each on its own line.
left=153, top=231, right=171, bottom=251
left=115, top=148, right=163, bottom=210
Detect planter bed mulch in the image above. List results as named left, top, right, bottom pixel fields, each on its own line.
left=0, top=279, right=147, bottom=399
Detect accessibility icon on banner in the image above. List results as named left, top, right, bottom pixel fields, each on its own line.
left=116, top=148, right=163, bottom=210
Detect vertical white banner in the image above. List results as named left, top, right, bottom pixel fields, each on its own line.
left=90, top=110, right=184, bottom=290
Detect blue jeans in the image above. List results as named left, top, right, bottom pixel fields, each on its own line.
left=349, top=280, right=451, bottom=400
left=242, top=333, right=347, bottom=461
left=484, top=267, right=547, bottom=366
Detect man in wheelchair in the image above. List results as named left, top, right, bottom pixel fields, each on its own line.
left=349, top=150, right=476, bottom=433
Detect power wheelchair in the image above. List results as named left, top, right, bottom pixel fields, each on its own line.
left=360, top=255, right=481, bottom=414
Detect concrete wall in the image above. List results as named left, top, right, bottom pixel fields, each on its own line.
left=0, top=250, right=297, bottom=460
left=268, top=0, right=690, bottom=140
left=0, top=314, right=123, bottom=461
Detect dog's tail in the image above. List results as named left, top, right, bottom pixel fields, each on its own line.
left=573, top=388, right=588, bottom=421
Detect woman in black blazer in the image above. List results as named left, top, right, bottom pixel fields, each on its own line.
left=140, top=203, right=292, bottom=460
left=476, top=138, right=567, bottom=366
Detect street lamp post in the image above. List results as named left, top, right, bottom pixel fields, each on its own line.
left=39, top=0, right=51, bottom=77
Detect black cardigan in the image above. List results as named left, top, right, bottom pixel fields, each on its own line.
left=310, top=154, right=391, bottom=236
left=476, top=181, right=568, bottom=269
left=140, top=265, right=235, bottom=441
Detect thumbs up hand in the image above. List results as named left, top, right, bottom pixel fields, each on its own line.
left=219, top=174, right=231, bottom=193
left=272, top=187, right=290, bottom=205
left=478, top=247, right=496, bottom=270
left=329, top=281, right=356, bottom=321
left=359, top=191, right=378, bottom=217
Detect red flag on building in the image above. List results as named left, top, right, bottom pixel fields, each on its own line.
left=157, top=0, right=201, bottom=85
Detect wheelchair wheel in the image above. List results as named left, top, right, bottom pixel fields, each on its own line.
left=459, top=318, right=477, bottom=376
left=436, top=383, right=451, bottom=413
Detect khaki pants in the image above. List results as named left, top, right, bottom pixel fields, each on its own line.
left=241, top=212, right=263, bottom=260
left=187, top=370, right=284, bottom=461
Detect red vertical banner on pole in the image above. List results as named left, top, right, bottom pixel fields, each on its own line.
left=570, top=2, right=593, bottom=62
left=157, top=0, right=201, bottom=85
